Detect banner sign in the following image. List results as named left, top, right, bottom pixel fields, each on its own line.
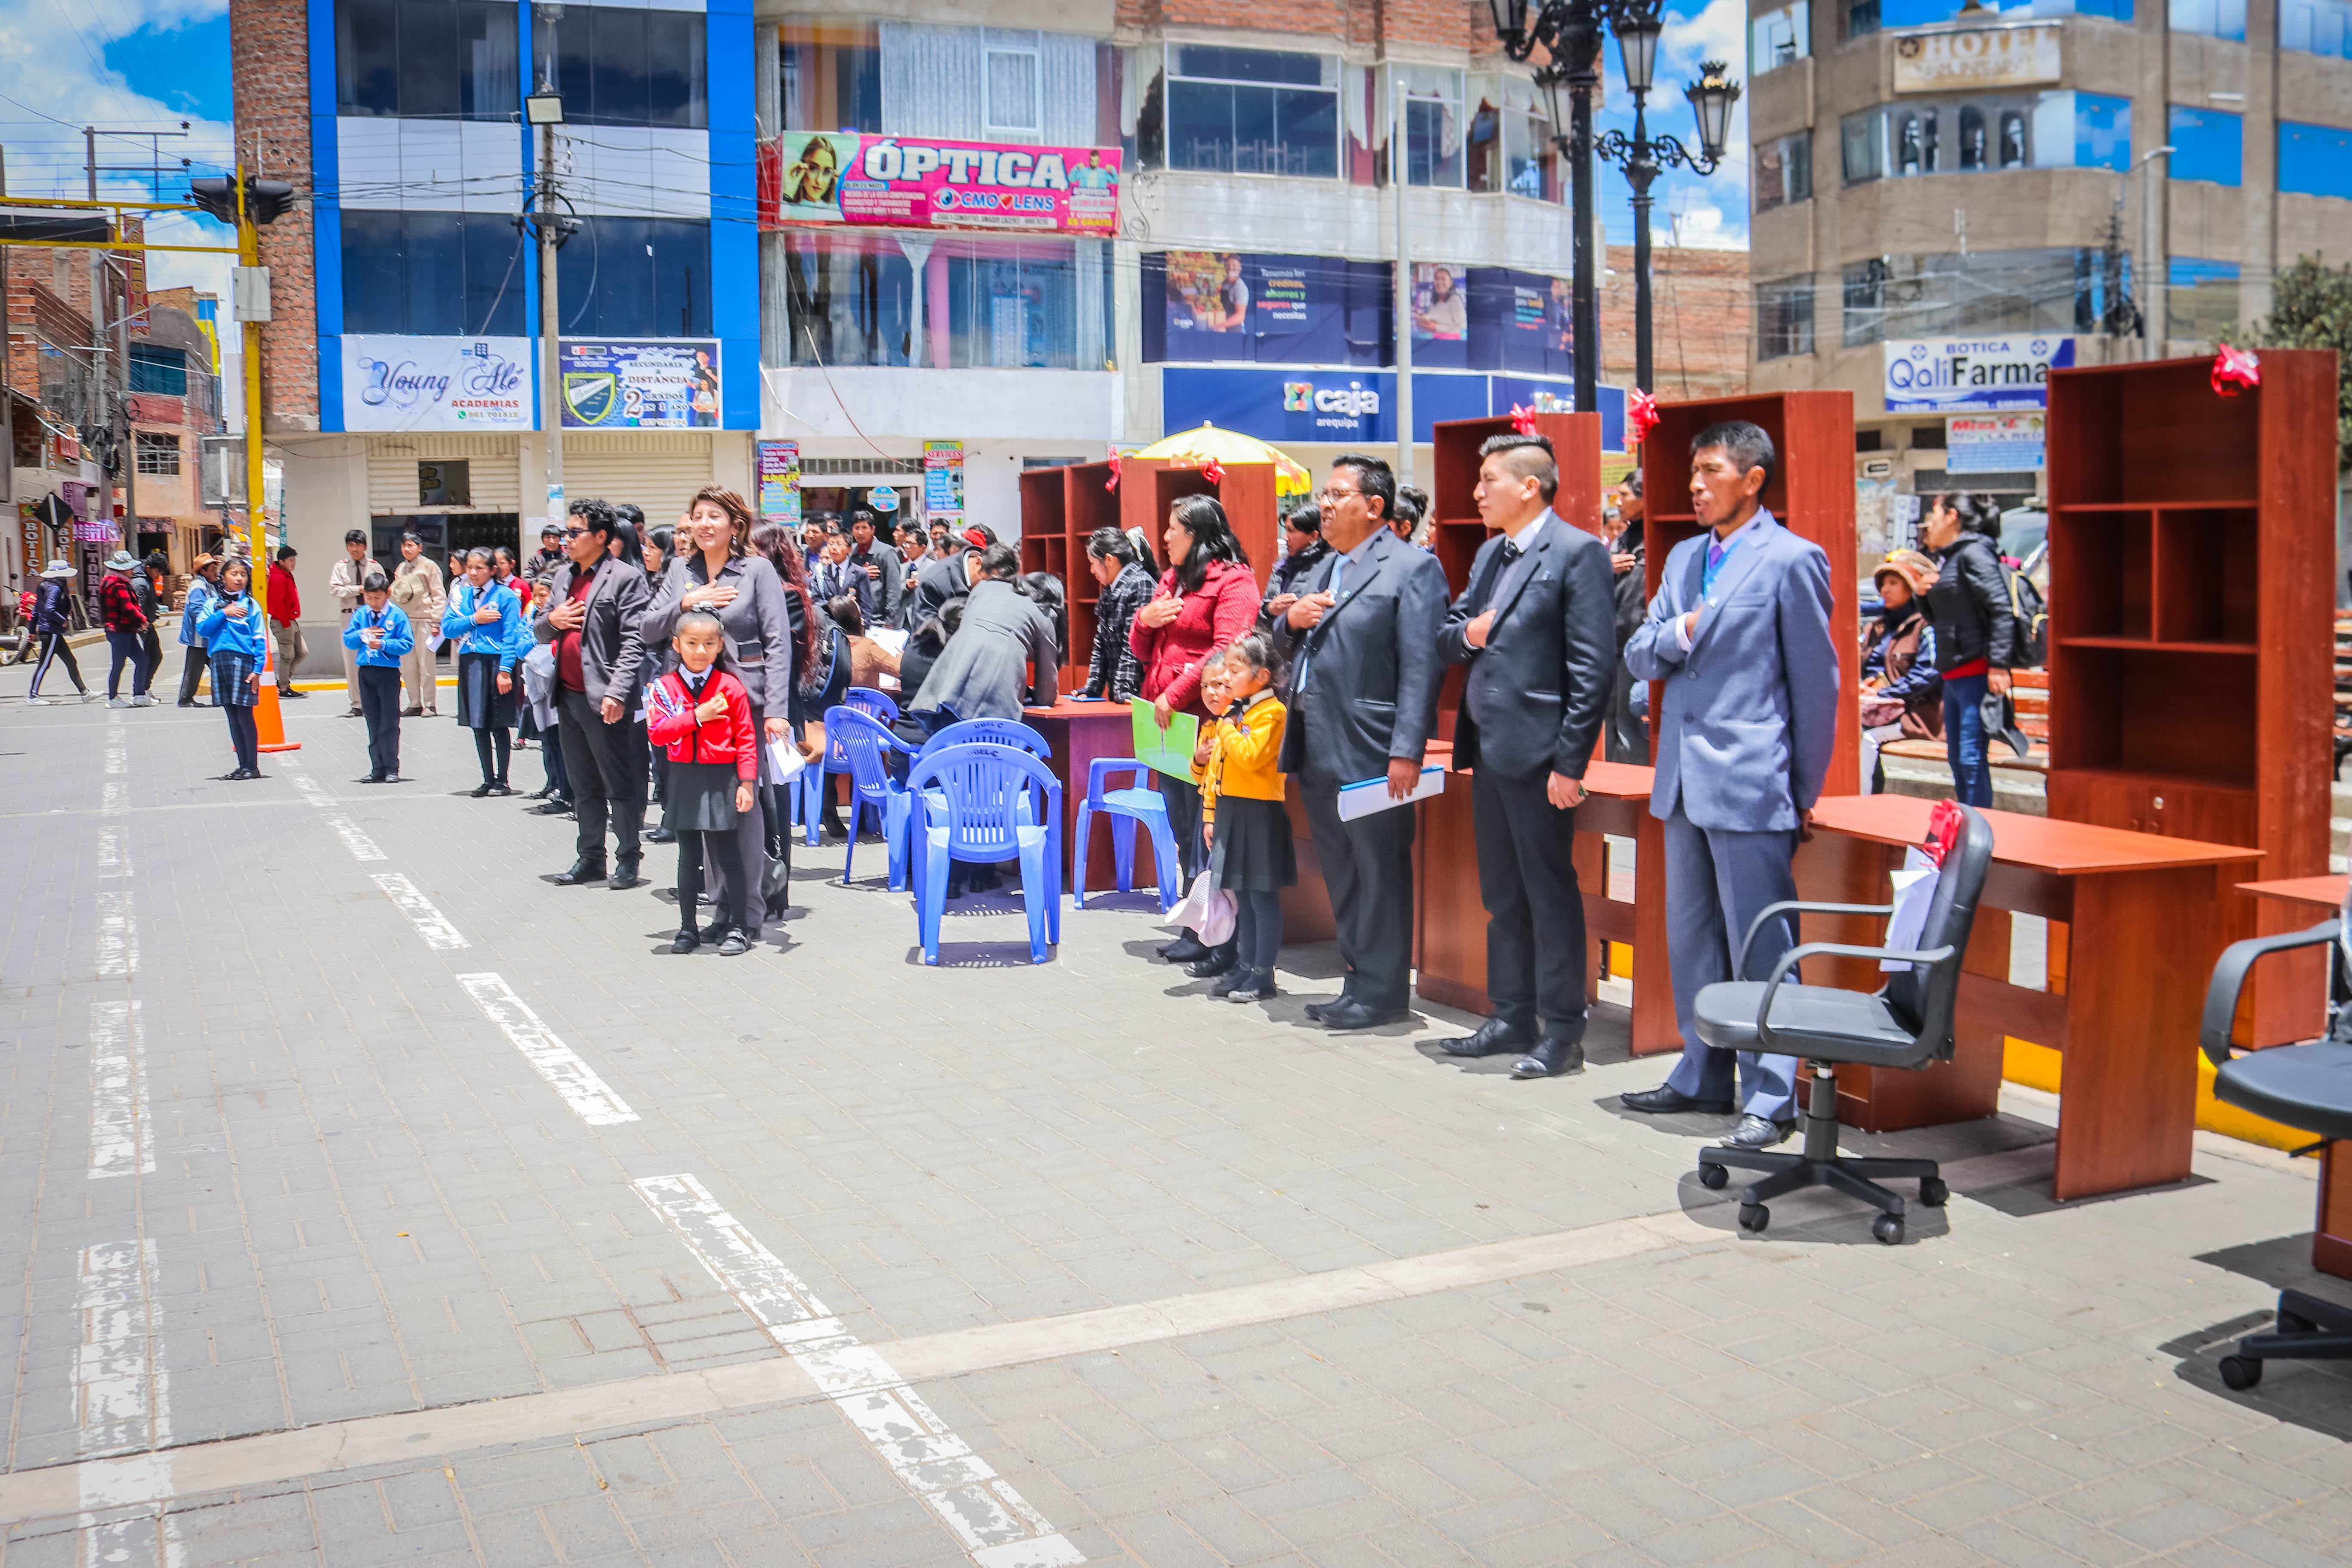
left=1884, top=335, right=2074, bottom=413
left=1167, top=368, right=1627, bottom=450
left=558, top=340, right=721, bottom=428
left=756, top=440, right=800, bottom=527
left=761, top=132, right=1119, bottom=235
left=923, top=440, right=965, bottom=521
left=1893, top=25, right=2062, bottom=94
left=342, top=335, right=533, bottom=431
left=1946, top=413, right=2047, bottom=472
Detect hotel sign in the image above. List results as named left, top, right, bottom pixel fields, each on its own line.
left=1893, top=25, right=2062, bottom=93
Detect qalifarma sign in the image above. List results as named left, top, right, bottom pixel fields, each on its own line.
left=1883, top=335, right=2074, bottom=413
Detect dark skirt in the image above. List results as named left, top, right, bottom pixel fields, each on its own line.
left=664, top=760, right=744, bottom=833
left=1209, top=795, right=1297, bottom=893
left=456, top=651, right=518, bottom=729
left=209, top=649, right=259, bottom=707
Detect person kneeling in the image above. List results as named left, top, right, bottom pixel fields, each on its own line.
left=647, top=610, right=761, bottom=957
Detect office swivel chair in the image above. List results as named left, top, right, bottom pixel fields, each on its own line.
left=2197, top=914, right=2352, bottom=1391
left=1692, top=802, right=1995, bottom=1245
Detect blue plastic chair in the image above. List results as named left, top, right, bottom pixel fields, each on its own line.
left=796, top=689, right=906, bottom=841
left=905, top=743, right=1063, bottom=965
left=1072, top=759, right=1184, bottom=913
left=915, top=717, right=1052, bottom=766
left=827, top=707, right=920, bottom=890
left=843, top=687, right=898, bottom=724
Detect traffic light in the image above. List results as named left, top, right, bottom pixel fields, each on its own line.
left=188, top=177, right=238, bottom=224
left=186, top=176, right=298, bottom=227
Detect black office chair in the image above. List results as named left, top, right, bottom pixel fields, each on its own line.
left=1692, top=802, right=1995, bottom=1244
left=2197, top=915, right=2352, bottom=1391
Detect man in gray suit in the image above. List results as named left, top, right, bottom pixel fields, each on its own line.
left=1621, top=421, right=1839, bottom=1149
left=1273, top=454, right=1449, bottom=1031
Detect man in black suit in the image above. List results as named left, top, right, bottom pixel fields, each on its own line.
left=1272, top=454, right=1449, bottom=1030
left=1436, top=434, right=1617, bottom=1077
left=534, top=498, right=652, bottom=889
left=907, top=523, right=996, bottom=627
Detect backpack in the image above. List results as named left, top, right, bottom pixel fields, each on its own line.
left=1998, top=557, right=2048, bottom=668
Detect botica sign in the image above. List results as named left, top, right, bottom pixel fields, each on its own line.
left=1893, top=24, right=2062, bottom=94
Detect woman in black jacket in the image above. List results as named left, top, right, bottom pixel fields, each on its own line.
left=1918, top=492, right=2015, bottom=808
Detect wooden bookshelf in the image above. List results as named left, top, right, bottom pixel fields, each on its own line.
left=1114, top=458, right=1280, bottom=594
left=2044, top=351, right=2338, bottom=1045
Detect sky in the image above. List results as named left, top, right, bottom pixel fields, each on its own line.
left=1594, top=0, right=1753, bottom=250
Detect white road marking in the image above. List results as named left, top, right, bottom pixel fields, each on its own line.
left=94, top=893, right=136, bottom=979
left=104, top=744, right=126, bottom=776
left=95, top=825, right=130, bottom=877
left=100, top=781, right=127, bottom=816
left=370, top=873, right=468, bottom=951
left=291, top=774, right=386, bottom=861
left=87, top=1002, right=153, bottom=1180
left=455, top=974, right=637, bottom=1125
left=74, top=1240, right=183, bottom=1567
left=634, top=1174, right=1084, bottom=1568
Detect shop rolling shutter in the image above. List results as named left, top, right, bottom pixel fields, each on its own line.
left=561, top=434, right=716, bottom=526
left=366, top=437, right=522, bottom=513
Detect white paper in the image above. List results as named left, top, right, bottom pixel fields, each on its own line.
left=425, top=632, right=445, bottom=654
left=866, top=627, right=908, bottom=657
left=1336, top=764, right=1447, bottom=822
left=767, top=737, right=807, bottom=784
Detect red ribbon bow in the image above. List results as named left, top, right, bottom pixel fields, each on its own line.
left=2212, top=344, right=2261, bottom=397
left=1627, top=388, right=1660, bottom=447
left=1104, top=452, right=1122, bottom=491
left=1508, top=403, right=1540, bottom=435
left=1201, top=457, right=1226, bottom=486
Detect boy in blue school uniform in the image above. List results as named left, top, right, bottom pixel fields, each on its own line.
left=343, top=572, right=415, bottom=782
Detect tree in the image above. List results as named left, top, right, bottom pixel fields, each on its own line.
left=2238, top=255, right=2352, bottom=470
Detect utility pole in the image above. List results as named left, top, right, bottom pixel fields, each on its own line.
left=83, top=127, right=120, bottom=553
left=1392, top=71, right=1413, bottom=493
left=527, top=91, right=567, bottom=536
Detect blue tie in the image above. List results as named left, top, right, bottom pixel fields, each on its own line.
left=1295, top=555, right=1343, bottom=695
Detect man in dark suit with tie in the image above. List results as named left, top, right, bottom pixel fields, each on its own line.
left=1435, top=433, right=1617, bottom=1077
left=1272, top=454, right=1450, bottom=1031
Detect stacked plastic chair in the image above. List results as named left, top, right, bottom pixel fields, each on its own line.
left=904, top=742, right=1062, bottom=965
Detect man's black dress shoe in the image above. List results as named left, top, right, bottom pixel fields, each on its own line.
left=699, top=918, right=731, bottom=943
left=608, top=859, right=644, bottom=891
left=1619, top=1084, right=1735, bottom=1115
left=531, top=798, right=572, bottom=816
left=646, top=825, right=676, bottom=844
left=553, top=858, right=607, bottom=886
left=1721, top=1114, right=1797, bottom=1150
left=1512, top=1036, right=1587, bottom=1078
left=1303, top=992, right=1353, bottom=1023
left=1441, top=1017, right=1533, bottom=1058
left=1320, top=999, right=1407, bottom=1032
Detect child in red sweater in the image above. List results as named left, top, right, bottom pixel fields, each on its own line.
left=646, top=610, right=761, bottom=956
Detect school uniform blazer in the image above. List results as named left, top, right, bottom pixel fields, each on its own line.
left=1623, top=510, right=1839, bottom=833
left=1268, top=527, right=1449, bottom=784
left=342, top=602, right=415, bottom=667
left=531, top=555, right=650, bottom=710
left=639, top=552, right=791, bottom=716
left=1437, top=510, right=1617, bottom=783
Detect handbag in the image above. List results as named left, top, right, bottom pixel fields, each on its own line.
left=1168, top=869, right=1236, bottom=946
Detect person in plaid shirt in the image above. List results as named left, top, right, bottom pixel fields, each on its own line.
left=1081, top=525, right=1155, bottom=703
left=99, top=551, right=156, bottom=707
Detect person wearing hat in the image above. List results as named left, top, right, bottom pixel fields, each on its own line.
left=1858, top=548, right=1944, bottom=793
left=329, top=528, right=384, bottom=716
left=24, top=560, right=93, bottom=705
left=176, top=554, right=223, bottom=707
left=99, top=551, right=157, bottom=707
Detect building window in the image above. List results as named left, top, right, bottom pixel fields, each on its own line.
left=1469, top=75, right=1556, bottom=200
left=1751, top=3, right=1810, bottom=74
left=1164, top=45, right=1340, bottom=179
left=127, top=344, right=188, bottom=397
left=784, top=234, right=1110, bottom=371
left=1841, top=248, right=2129, bottom=342
left=2169, top=0, right=2247, bottom=39
left=2284, top=0, right=2352, bottom=58
left=533, top=3, right=707, bottom=129
left=2070, top=93, right=2132, bottom=171
left=558, top=217, right=712, bottom=338
left=877, top=25, right=1103, bottom=146
left=1398, top=66, right=1467, bottom=188
left=336, top=0, right=518, bottom=121
left=2168, top=258, right=2241, bottom=343
left=1756, top=131, right=1813, bottom=211
left=341, top=210, right=530, bottom=336
left=135, top=431, right=181, bottom=476
left=1843, top=257, right=1889, bottom=346
left=1842, top=110, right=1885, bottom=183
left=781, top=20, right=881, bottom=133
left=985, top=30, right=1041, bottom=137
left=2169, top=105, right=2243, bottom=187
left=2279, top=120, right=2352, bottom=199
left=1757, top=276, right=1815, bottom=360
left=1847, top=0, right=1881, bottom=39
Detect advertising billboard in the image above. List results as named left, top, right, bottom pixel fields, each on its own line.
left=756, top=440, right=800, bottom=527
left=760, top=133, right=1120, bottom=235
left=558, top=341, right=722, bottom=429
left=341, top=336, right=533, bottom=432
left=1883, top=335, right=2074, bottom=413
left=1165, top=368, right=1627, bottom=450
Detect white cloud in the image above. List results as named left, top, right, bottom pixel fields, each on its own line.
left=1595, top=0, right=1752, bottom=250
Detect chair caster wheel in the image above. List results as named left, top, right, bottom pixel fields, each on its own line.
left=1737, top=1203, right=1769, bottom=1234
left=1918, top=1177, right=1949, bottom=1207
left=1698, top=1163, right=1729, bottom=1190
left=1872, top=1214, right=1904, bottom=1246
left=2219, top=1355, right=2264, bottom=1391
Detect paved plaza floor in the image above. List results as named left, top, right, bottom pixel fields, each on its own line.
left=3, top=671, right=2351, bottom=1567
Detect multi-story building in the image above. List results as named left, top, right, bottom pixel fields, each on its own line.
left=1742, top=0, right=2352, bottom=528
left=232, top=0, right=758, bottom=585
left=128, top=287, right=232, bottom=578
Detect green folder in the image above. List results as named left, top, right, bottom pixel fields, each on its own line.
left=1131, top=698, right=1202, bottom=779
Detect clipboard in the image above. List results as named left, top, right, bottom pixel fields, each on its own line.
left=1336, top=762, right=1447, bottom=821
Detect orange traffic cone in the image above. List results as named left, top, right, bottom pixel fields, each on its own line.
left=256, top=633, right=301, bottom=753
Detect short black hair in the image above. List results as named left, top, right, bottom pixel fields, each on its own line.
left=976, top=542, right=1021, bottom=580
left=1084, top=524, right=1137, bottom=567
left=540, top=522, right=561, bottom=537
left=276, top=545, right=297, bottom=561
left=1622, top=467, right=1643, bottom=499
left=1286, top=500, right=1323, bottom=534
left=567, top=497, right=618, bottom=538
left=361, top=570, right=390, bottom=593
left=850, top=510, right=878, bottom=531
left=1690, top=420, right=1776, bottom=493
left=400, top=531, right=422, bottom=547
left=614, top=503, right=645, bottom=527
left=1330, top=453, right=1394, bottom=520
left=344, top=528, right=367, bottom=545
left=1478, top=432, right=1559, bottom=504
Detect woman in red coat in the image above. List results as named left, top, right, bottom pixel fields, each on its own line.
left=1131, top=493, right=1260, bottom=975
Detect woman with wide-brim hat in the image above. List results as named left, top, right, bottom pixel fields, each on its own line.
left=98, top=550, right=155, bottom=707
left=25, top=560, right=93, bottom=706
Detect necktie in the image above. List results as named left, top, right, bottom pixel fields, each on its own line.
left=1703, top=539, right=1729, bottom=597
left=1470, top=539, right=1522, bottom=617
left=1293, top=556, right=1344, bottom=696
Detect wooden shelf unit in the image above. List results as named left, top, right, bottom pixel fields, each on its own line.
left=1112, top=457, right=1281, bottom=595
left=2043, top=350, right=2339, bottom=1044
left=1637, top=390, right=1862, bottom=796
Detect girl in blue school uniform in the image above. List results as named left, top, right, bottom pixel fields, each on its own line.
left=197, top=557, right=270, bottom=780
left=444, top=547, right=531, bottom=796
left=342, top=573, right=415, bottom=783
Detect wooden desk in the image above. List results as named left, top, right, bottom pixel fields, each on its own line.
left=1023, top=699, right=1161, bottom=891
left=1411, top=761, right=1679, bottom=1055
left=1800, top=794, right=2260, bottom=1200
left=2229, top=874, right=2352, bottom=1282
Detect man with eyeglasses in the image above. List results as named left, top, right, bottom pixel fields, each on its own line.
left=534, top=498, right=652, bottom=890
left=1271, top=454, right=1448, bottom=1032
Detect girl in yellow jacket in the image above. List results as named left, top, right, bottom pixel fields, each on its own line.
left=1196, top=633, right=1295, bottom=1003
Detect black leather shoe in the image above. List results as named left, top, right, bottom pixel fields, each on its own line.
left=553, top=858, right=607, bottom=886
left=1320, top=999, right=1407, bottom=1032
left=1620, top=1084, right=1735, bottom=1115
left=670, top=931, right=699, bottom=954
left=1512, top=1036, right=1587, bottom=1078
left=699, top=919, right=731, bottom=944
left=717, top=929, right=752, bottom=957
left=609, top=859, right=644, bottom=890
left=1226, top=970, right=1276, bottom=1003
left=1159, top=935, right=1209, bottom=964
left=281, top=688, right=307, bottom=699
left=531, top=798, right=571, bottom=816
left=1721, top=1114, right=1797, bottom=1150
left=1207, top=964, right=1252, bottom=998
left=646, top=825, right=676, bottom=844
left=1186, top=946, right=1237, bottom=980
left=1303, top=993, right=1351, bottom=1023
left=1441, top=1017, right=1533, bottom=1058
